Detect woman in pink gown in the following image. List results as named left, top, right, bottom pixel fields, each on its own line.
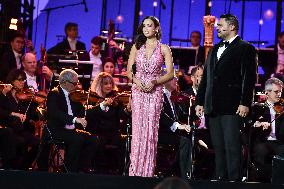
left=127, top=16, right=174, bottom=177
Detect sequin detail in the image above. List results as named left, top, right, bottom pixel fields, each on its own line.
left=129, top=42, right=164, bottom=177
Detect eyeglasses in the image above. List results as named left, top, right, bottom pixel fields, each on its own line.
left=269, top=90, right=282, bottom=94
left=66, top=80, right=78, bottom=86
left=16, top=78, right=26, bottom=82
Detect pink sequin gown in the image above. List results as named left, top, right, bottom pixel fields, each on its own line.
left=129, top=42, right=164, bottom=177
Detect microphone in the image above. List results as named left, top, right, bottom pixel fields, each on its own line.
left=82, top=0, right=88, bottom=12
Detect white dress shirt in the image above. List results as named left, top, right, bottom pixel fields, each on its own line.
left=25, top=71, right=38, bottom=92
left=266, top=100, right=277, bottom=141
left=13, top=50, right=22, bottom=69
left=89, top=51, right=103, bottom=80
left=217, top=35, right=238, bottom=60
left=67, top=37, right=77, bottom=51
left=61, top=87, right=76, bottom=130
left=277, top=44, right=284, bottom=65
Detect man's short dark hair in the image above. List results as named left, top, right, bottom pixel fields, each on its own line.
left=220, top=14, right=239, bottom=32
left=64, top=22, right=78, bottom=35
left=190, top=31, right=201, bottom=38
left=9, top=32, right=25, bottom=42
left=91, top=36, right=103, bottom=47
left=279, top=31, right=284, bottom=38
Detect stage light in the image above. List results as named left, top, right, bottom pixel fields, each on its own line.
left=116, top=15, right=124, bottom=23
left=208, top=1, right=212, bottom=7
left=139, top=11, right=143, bottom=16
left=9, top=18, right=18, bottom=30
left=264, top=9, right=274, bottom=20
left=259, top=19, right=263, bottom=25
left=153, top=1, right=158, bottom=7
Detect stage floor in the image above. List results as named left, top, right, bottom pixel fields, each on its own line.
left=0, top=170, right=283, bottom=189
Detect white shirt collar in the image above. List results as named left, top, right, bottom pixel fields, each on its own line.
left=89, top=51, right=101, bottom=59
left=61, top=86, right=69, bottom=96
left=67, top=37, right=77, bottom=43
left=225, top=35, right=238, bottom=44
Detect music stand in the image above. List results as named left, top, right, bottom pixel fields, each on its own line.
left=47, top=55, right=93, bottom=90
left=171, top=46, right=197, bottom=74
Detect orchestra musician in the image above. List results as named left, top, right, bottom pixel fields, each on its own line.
left=0, top=32, right=35, bottom=82
left=87, top=72, right=131, bottom=173
left=251, top=77, right=284, bottom=182
left=158, top=77, right=191, bottom=179
left=0, top=69, right=40, bottom=170
left=45, top=69, right=97, bottom=172
left=47, top=22, right=86, bottom=55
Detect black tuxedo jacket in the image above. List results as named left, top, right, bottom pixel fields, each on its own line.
left=46, top=86, right=85, bottom=130
left=251, top=103, right=284, bottom=143
left=196, top=36, right=257, bottom=115
left=0, top=47, right=18, bottom=82
left=159, top=93, right=180, bottom=134
left=47, top=39, right=86, bottom=54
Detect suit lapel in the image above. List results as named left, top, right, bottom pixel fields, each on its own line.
left=217, top=36, right=241, bottom=64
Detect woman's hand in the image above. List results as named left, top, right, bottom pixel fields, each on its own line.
left=143, top=80, right=156, bottom=93
left=11, top=112, right=26, bottom=123
left=2, top=84, right=13, bottom=96
left=102, top=98, right=114, bottom=106
left=135, top=80, right=146, bottom=91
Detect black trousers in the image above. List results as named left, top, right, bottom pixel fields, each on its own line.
left=39, top=128, right=98, bottom=172
left=158, top=132, right=191, bottom=179
left=253, top=141, right=284, bottom=180
left=0, top=128, right=17, bottom=169
left=208, top=114, right=242, bottom=180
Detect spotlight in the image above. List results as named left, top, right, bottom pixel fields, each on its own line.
left=9, top=18, right=18, bottom=30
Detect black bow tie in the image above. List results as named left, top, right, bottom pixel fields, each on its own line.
left=219, top=41, right=229, bottom=48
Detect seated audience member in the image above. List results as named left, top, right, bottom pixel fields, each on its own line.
left=251, top=77, right=284, bottom=182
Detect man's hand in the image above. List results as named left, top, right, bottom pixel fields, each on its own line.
left=1, top=84, right=12, bottom=95
left=178, top=124, right=191, bottom=133
left=195, top=105, right=204, bottom=117
left=75, top=117, right=87, bottom=129
left=236, top=105, right=249, bottom=117
left=42, top=66, right=53, bottom=81
left=11, top=112, right=26, bottom=123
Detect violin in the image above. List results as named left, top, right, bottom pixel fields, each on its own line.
left=15, top=88, right=47, bottom=104
left=69, top=90, right=104, bottom=104
left=273, top=98, right=284, bottom=114
left=69, top=89, right=131, bottom=106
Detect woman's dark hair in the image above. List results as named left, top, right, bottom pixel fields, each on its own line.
left=103, top=57, right=115, bottom=68
left=6, top=69, right=26, bottom=84
left=135, top=16, right=162, bottom=50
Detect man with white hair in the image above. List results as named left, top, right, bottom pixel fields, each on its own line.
left=45, top=69, right=97, bottom=172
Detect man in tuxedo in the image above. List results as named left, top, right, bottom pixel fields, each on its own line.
left=189, top=31, right=205, bottom=66
left=0, top=32, right=35, bottom=81
left=22, top=53, right=54, bottom=91
left=251, top=78, right=284, bottom=182
left=45, top=69, right=97, bottom=172
left=159, top=77, right=191, bottom=179
left=47, top=22, right=86, bottom=55
left=195, top=14, right=256, bottom=181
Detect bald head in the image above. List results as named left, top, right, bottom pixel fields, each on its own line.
left=22, top=53, right=37, bottom=76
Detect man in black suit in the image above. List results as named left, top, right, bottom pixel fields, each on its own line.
left=195, top=14, right=256, bottom=181
left=251, top=78, right=284, bottom=182
left=159, top=77, right=191, bottom=179
left=0, top=32, right=35, bottom=81
left=47, top=22, right=86, bottom=55
left=45, top=69, right=97, bottom=172
left=190, top=31, right=205, bottom=66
